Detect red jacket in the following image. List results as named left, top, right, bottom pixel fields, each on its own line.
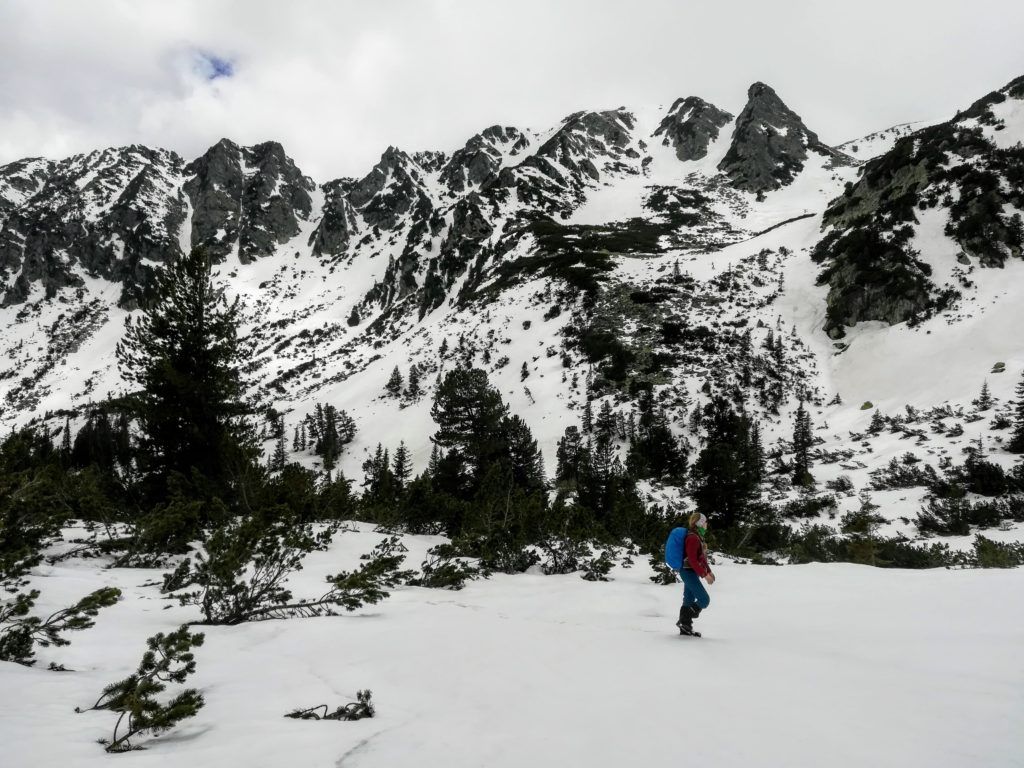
left=683, top=533, right=711, bottom=578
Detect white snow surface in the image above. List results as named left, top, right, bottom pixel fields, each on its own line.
left=2, top=524, right=1022, bottom=768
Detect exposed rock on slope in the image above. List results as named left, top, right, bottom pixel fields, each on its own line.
left=0, top=146, right=186, bottom=307
left=812, top=75, right=1024, bottom=337
left=653, top=96, right=733, bottom=161
left=718, top=82, right=851, bottom=194
left=183, top=139, right=315, bottom=265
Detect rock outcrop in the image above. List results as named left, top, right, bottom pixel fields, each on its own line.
left=653, top=97, right=733, bottom=161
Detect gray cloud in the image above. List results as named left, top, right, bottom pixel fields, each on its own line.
left=1, top=0, right=1022, bottom=180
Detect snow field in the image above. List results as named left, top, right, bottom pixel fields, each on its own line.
left=2, top=524, right=1022, bottom=768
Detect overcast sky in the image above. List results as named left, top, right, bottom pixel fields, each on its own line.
left=1, top=0, right=1022, bottom=180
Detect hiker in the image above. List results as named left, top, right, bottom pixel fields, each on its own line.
left=676, top=512, right=714, bottom=635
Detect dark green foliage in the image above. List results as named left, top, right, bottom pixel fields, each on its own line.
left=626, top=389, right=686, bottom=482
left=385, top=366, right=403, bottom=397
left=555, top=426, right=584, bottom=485
left=971, top=536, right=1024, bottom=568
left=869, top=457, right=939, bottom=491
left=308, top=404, right=356, bottom=471
left=780, top=494, right=837, bottom=520
left=179, top=520, right=409, bottom=623
left=285, top=690, right=375, bottom=721
left=116, top=247, right=256, bottom=505
left=1009, top=372, right=1024, bottom=453
left=691, top=398, right=763, bottom=530
left=325, top=536, right=415, bottom=611
left=407, top=543, right=481, bottom=590
left=972, top=380, right=994, bottom=411
left=431, top=367, right=510, bottom=481
left=648, top=555, right=677, bottom=585
left=179, top=512, right=335, bottom=624
left=80, top=625, right=205, bottom=752
left=791, top=401, right=814, bottom=487
left=0, top=586, right=120, bottom=666
left=69, top=410, right=131, bottom=472
left=269, top=416, right=288, bottom=472
left=539, top=536, right=593, bottom=576
left=580, top=550, right=614, bottom=581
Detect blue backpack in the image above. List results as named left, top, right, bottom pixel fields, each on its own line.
left=664, top=527, right=688, bottom=571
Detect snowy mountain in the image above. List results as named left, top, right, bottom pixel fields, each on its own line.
left=3, top=73, right=1024, bottom=768
left=1, top=75, right=1024, bottom=552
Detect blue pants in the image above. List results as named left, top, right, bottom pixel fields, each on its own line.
left=679, top=568, right=710, bottom=610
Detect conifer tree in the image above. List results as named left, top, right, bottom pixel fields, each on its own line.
left=60, top=418, right=72, bottom=465
left=973, top=380, right=994, bottom=411
left=792, top=401, right=814, bottom=487
left=347, top=305, right=360, bottom=327
left=81, top=626, right=205, bottom=753
left=392, top=442, right=412, bottom=488
left=292, top=427, right=300, bottom=453
left=115, top=248, right=253, bottom=502
left=406, top=365, right=421, bottom=399
left=385, top=366, right=404, bottom=398
left=582, top=398, right=593, bottom=434
left=594, top=401, right=617, bottom=449
left=1009, top=372, right=1024, bottom=453
left=270, top=417, right=287, bottom=473
left=691, top=398, right=760, bottom=529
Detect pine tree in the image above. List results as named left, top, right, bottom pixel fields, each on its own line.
left=60, top=417, right=72, bottom=465
left=115, top=248, right=253, bottom=503
left=792, top=401, right=814, bottom=487
left=347, top=305, right=360, bottom=327
left=392, top=442, right=412, bottom=488
left=594, top=401, right=617, bottom=448
left=691, top=398, right=761, bottom=529
left=385, top=367, right=404, bottom=398
left=555, top=426, right=583, bottom=485
left=270, top=417, right=287, bottom=472
left=82, top=626, right=205, bottom=753
left=407, top=365, right=421, bottom=399
left=973, top=380, right=994, bottom=411
left=1009, top=372, right=1024, bottom=453
left=292, top=427, right=300, bottom=453
left=520, top=362, right=529, bottom=381
left=299, top=423, right=307, bottom=451
left=582, top=398, right=593, bottom=434
left=431, top=367, right=508, bottom=481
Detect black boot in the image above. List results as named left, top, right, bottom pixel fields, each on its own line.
left=676, top=605, right=694, bottom=634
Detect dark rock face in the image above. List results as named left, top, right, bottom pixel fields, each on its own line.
left=718, top=82, right=849, bottom=193
left=533, top=109, right=635, bottom=181
left=812, top=75, right=1024, bottom=336
left=495, top=109, right=638, bottom=215
left=440, top=125, right=528, bottom=193
left=309, top=178, right=359, bottom=258
left=0, top=146, right=187, bottom=307
left=183, top=139, right=315, bottom=264
left=347, top=146, right=435, bottom=231
left=653, top=97, right=733, bottom=161
left=0, top=158, right=53, bottom=220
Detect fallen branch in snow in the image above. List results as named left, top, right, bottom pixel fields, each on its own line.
left=284, top=691, right=375, bottom=721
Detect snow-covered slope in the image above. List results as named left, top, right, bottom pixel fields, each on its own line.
left=2, top=524, right=1021, bottom=768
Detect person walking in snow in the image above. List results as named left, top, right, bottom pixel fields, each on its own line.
left=676, top=512, right=714, bottom=636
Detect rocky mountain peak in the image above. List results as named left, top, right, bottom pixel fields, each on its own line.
left=653, top=96, right=733, bottom=161
left=183, top=139, right=314, bottom=264
left=439, top=125, right=528, bottom=194
left=718, top=82, right=849, bottom=193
